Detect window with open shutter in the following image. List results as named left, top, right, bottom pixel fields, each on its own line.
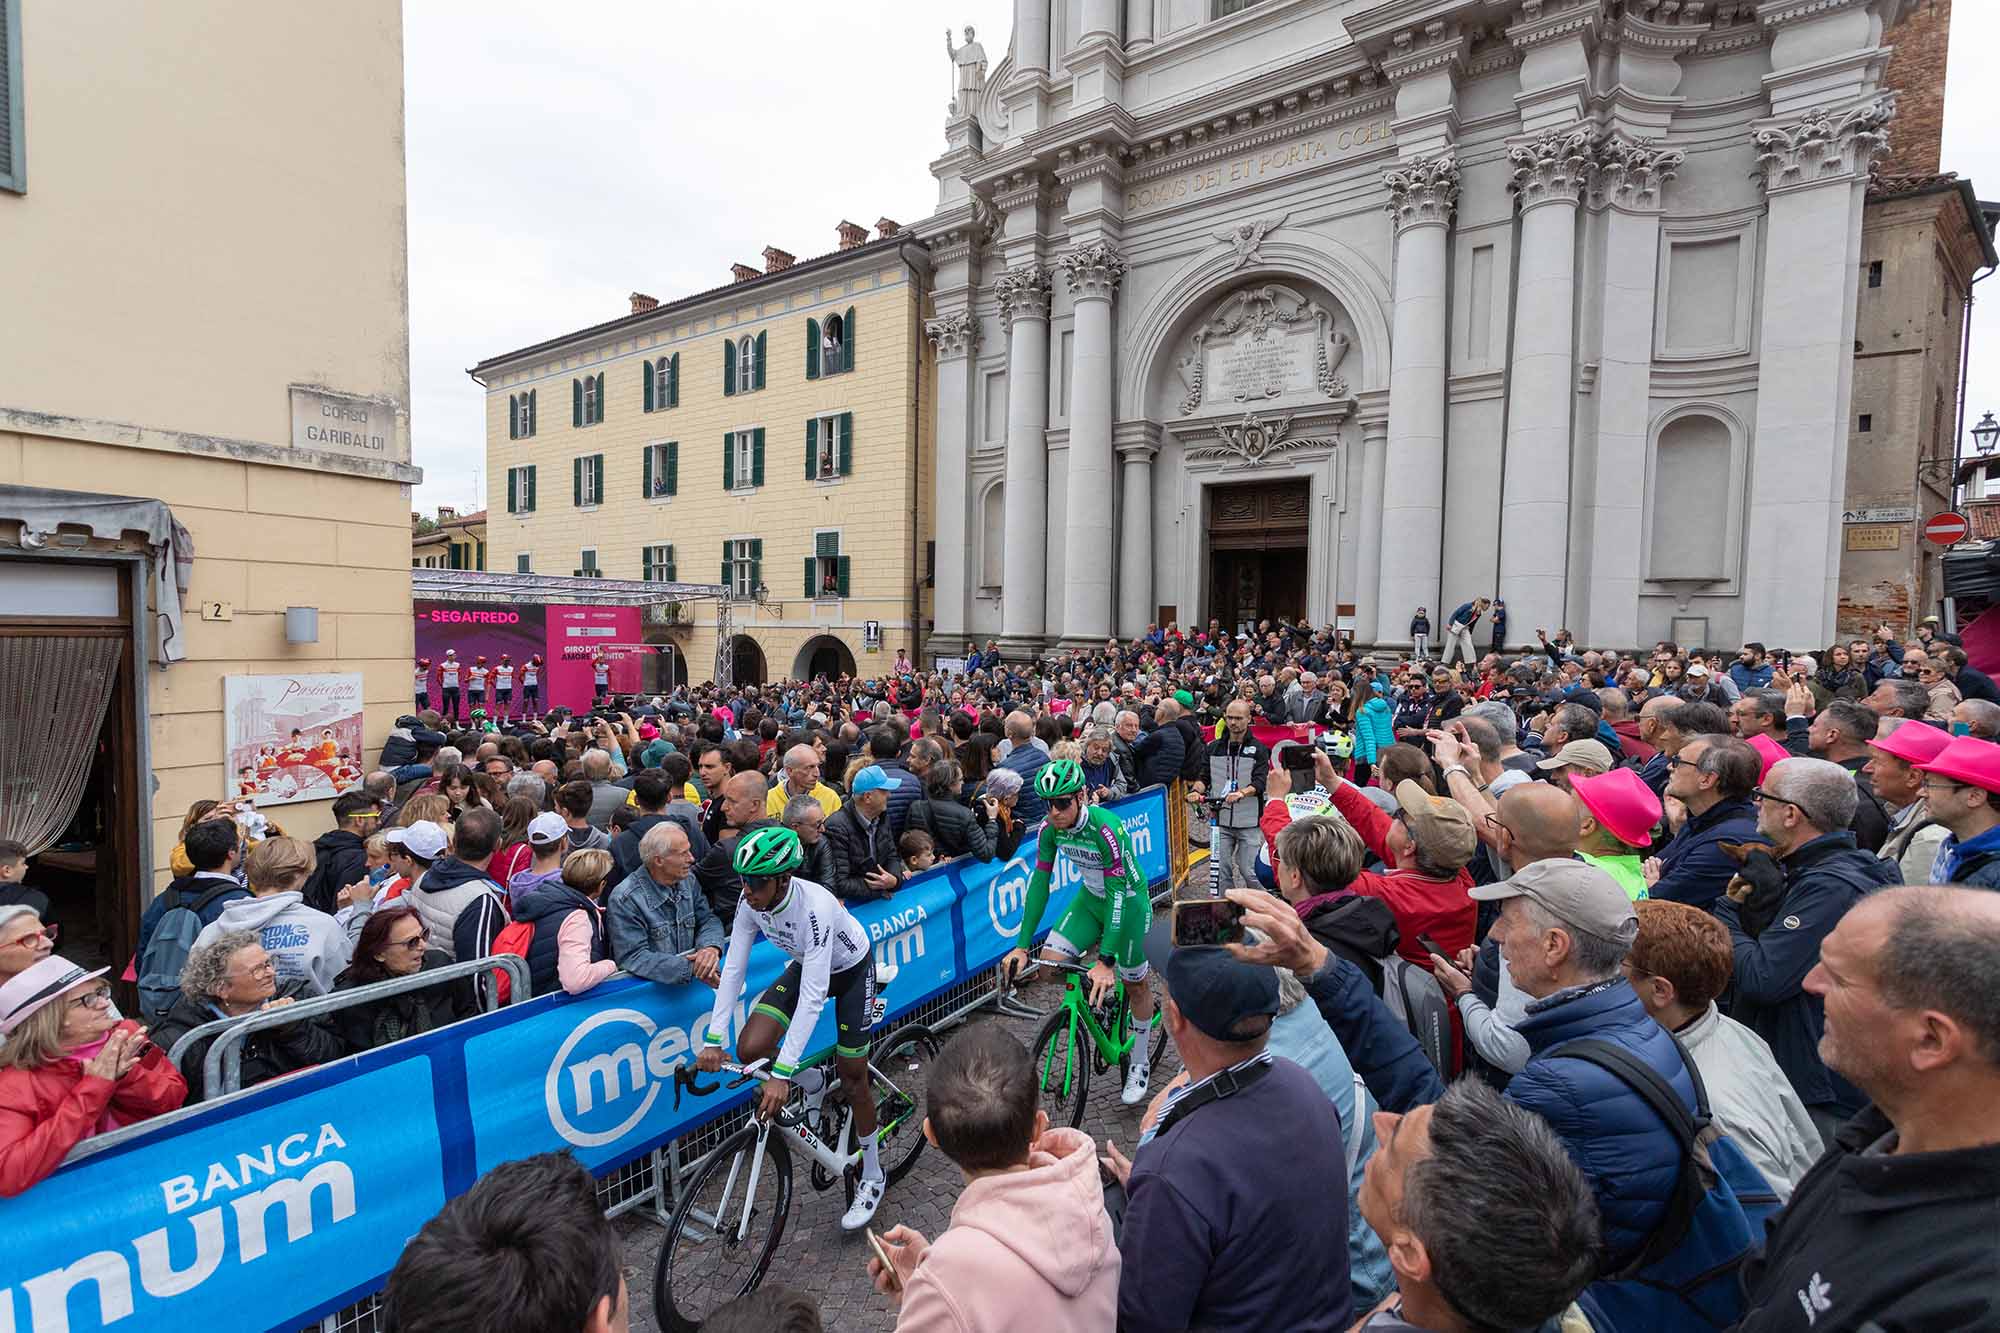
left=721, top=540, right=733, bottom=589
left=754, top=331, right=767, bottom=390
left=843, top=306, right=856, bottom=372
left=592, top=454, right=605, bottom=502
left=668, top=353, right=679, bottom=407
left=643, top=359, right=655, bottom=412
left=666, top=441, right=678, bottom=494
left=642, top=444, right=654, bottom=497
left=526, top=465, right=537, bottom=511
left=573, top=456, right=583, bottom=506
left=0, top=1, right=21, bottom=195
left=806, top=417, right=818, bottom=480
left=509, top=395, right=520, bottom=440
left=837, top=554, right=851, bottom=597
left=507, top=468, right=519, bottom=513
left=722, top=432, right=735, bottom=490
left=806, top=317, right=821, bottom=380
left=839, top=411, right=854, bottom=476
left=749, top=538, right=762, bottom=593
left=751, top=428, right=765, bottom=486
left=572, top=379, right=583, bottom=427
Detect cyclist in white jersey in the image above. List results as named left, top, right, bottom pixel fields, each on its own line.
left=698, top=825, right=885, bottom=1229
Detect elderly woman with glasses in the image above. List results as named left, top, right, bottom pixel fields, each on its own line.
left=1916, top=657, right=1963, bottom=724
left=0, top=956, right=187, bottom=1194
left=150, top=932, right=343, bottom=1101
left=0, top=906, right=56, bottom=985
left=330, top=906, right=481, bottom=1053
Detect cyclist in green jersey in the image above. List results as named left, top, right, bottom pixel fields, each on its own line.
left=997, top=760, right=1159, bottom=1104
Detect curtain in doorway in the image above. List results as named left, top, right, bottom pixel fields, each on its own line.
left=0, top=635, right=121, bottom=854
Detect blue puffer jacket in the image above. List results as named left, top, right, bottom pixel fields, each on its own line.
left=1507, top=981, right=1695, bottom=1266
left=1354, top=695, right=1395, bottom=765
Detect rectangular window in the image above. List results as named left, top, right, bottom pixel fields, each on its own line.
left=807, top=413, right=852, bottom=481
left=725, top=428, right=765, bottom=491
left=0, top=0, right=22, bottom=194
left=1867, top=260, right=1884, bottom=289
left=644, top=441, right=677, bottom=498
left=517, top=553, right=532, bottom=573
left=1858, top=414, right=1873, bottom=433
left=642, top=543, right=676, bottom=582
left=508, top=388, right=539, bottom=439
left=573, top=374, right=605, bottom=426
left=645, top=353, right=679, bottom=412
left=814, top=531, right=845, bottom=599
left=506, top=464, right=537, bottom=514
left=577, top=547, right=600, bottom=578
left=574, top=454, right=605, bottom=507
left=583, top=376, right=600, bottom=424
left=726, top=538, right=761, bottom=597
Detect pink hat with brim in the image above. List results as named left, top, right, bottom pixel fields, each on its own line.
left=1869, top=721, right=1952, bottom=767
left=1914, top=734, right=2000, bottom=795
left=1569, top=767, right=1665, bottom=848
left=1745, top=734, right=1789, bottom=781
left=0, top=956, right=109, bottom=1035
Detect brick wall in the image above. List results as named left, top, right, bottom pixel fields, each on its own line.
left=1881, top=0, right=1950, bottom=175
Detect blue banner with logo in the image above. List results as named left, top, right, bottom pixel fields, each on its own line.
left=3, top=788, right=1169, bottom=1332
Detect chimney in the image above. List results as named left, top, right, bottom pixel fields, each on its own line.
left=730, top=262, right=760, bottom=283
left=438, top=505, right=456, bottom=522
left=836, top=220, right=869, bottom=250
left=762, top=246, right=796, bottom=273
left=411, top=512, right=421, bottom=525
left=629, top=291, right=659, bottom=314
left=875, top=217, right=901, bottom=238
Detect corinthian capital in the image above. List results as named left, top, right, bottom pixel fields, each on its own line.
left=1509, top=125, right=1597, bottom=209
left=925, top=311, right=981, bottom=359
left=1593, top=135, right=1686, bottom=212
left=1753, top=96, right=1896, bottom=194
left=992, top=264, right=1053, bottom=329
left=1382, top=154, right=1460, bottom=232
left=1060, top=240, right=1127, bottom=301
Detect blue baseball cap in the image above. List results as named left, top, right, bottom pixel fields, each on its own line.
left=851, top=765, right=895, bottom=795
left=1143, top=922, right=1278, bottom=1042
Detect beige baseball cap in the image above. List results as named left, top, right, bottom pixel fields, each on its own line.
left=1535, top=739, right=1615, bottom=775
left=1469, top=857, right=1638, bottom=946
left=1391, top=780, right=1478, bottom=872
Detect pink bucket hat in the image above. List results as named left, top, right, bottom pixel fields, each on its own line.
left=1745, top=733, right=1789, bottom=781
left=1869, top=720, right=1951, bottom=767
left=1914, top=734, right=2000, bottom=796
left=1569, top=767, right=1665, bottom=848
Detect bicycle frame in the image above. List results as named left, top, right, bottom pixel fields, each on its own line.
left=1040, top=966, right=1136, bottom=1098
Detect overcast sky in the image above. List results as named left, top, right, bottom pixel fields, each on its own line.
left=404, top=1, right=2000, bottom=513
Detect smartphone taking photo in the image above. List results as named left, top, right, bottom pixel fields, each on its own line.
left=1173, top=897, right=1245, bottom=948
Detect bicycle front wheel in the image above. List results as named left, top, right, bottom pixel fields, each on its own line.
left=1031, top=1006, right=1092, bottom=1129
left=871, top=1023, right=940, bottom=1184
left=656, top=1124, right=794, bottom=1333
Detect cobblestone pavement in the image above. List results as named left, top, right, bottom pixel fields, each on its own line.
left=618, top=992, right=1183, bottom=1332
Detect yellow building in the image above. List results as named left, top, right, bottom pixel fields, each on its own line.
left=0, top=1, right=418, bottom=960
left=472, top=222, right=935, bottom=685
left=413, top=506, right=488, bottom=571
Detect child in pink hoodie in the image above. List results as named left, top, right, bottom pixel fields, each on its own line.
left=868, top=1025, right=1120, bottom=1332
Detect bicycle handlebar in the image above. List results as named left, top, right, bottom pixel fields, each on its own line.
left=670, top=1057, right=773, bottom=1109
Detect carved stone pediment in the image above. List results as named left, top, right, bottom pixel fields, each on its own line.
left=1175, top=283, right=1353, bottom=417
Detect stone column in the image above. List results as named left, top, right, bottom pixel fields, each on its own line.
left=995, top=264, right=1054, bottom=658
left=1013, top=0, right=1049, bottom=71
left=1116, top=423, right=1157, bottom=637
left=1375, top=154, right=1458, bottom=647
left=1059, top=241, right=1125, bottom=646
left=925, top=309, right=981, bottom=646
left=1585, top=138, right=1683, bottom=648
left=1496, top=126, right=1592, bottom=637
left=1743, top=97, right=1895, bottom=645
left=1125, top=0, right=1153, bottom=49
left=1353, top=416, right=1390, bottom=643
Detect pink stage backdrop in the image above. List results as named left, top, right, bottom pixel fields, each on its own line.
left=414, top=602, right=642, bottom=715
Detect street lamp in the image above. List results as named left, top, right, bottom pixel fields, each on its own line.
left=1973, top=410, right=1999, bottom=456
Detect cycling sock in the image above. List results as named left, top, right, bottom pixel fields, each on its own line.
left=1132, top=1014, right=1154, bottom=1071
left=862, top=1134, right=883, bottom=1180
left=792, top=1067, right=828, bottom=1099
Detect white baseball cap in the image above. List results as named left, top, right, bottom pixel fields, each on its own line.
left=527, top=811, right=568, bottom=846
left=400, top=820, right=449, bottom=860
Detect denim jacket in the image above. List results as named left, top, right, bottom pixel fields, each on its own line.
left=606, top=866, right=726, bottom=986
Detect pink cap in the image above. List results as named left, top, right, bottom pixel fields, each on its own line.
left=1745, top=733, right=1789, bottom=780
left=1914, top=734, right=2000, bottom=795
left=1869, top=721, right=1952, bottom=767
left=1569, top=767, right=1664, bottom=848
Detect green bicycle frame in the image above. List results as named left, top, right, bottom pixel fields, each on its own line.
left=1040, top=972, right=1137, bottom=1099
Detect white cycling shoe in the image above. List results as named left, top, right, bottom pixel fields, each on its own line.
left=1121, top=1063, right=1152, bottom=1107
left=841, top=1174, right=887, bottom=1232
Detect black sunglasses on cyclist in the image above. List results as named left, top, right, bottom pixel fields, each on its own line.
left=1047, top=796, right=1078, bottom=812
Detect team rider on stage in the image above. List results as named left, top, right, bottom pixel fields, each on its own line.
left=997, top=760, right=1158, bottom=1105
left=697, top=826, right=887, bottom=1231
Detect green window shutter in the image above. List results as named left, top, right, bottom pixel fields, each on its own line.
left=573, top=456, right=583, bottom=506
left=839, top=411, right=854, bottom=476
left=593, top=454, right=605, bottom=501
left=643, top=444, right=654, bottom=497
left=642, top=546, right=653, bottom=581
left=752, top=428, right=765, bottom=486
left=595, top=374, right=606, bottom=423
left=526, top=389, right=537, bottom=436
left=722, top=432, right=735, bottom=490
left=806, top=416, right=818, bottom=480
left=844, top=306, right=857, bottom=372
left=805, top=556, right=817, bottom=599
left=667, top=441, right=678, bottom=495
left=749, top=538, right=763, bottom=593
left=837, top=554, right=851, bottom=597
left=724, top=341, right=736, bottom=396
left=806, top=317, right=820, bottom=380
left=507, top=468, right=518, bottom=514
left=643, top=359, right=655, bottom=412
left=754, top=331, right=767, bottom=390
left=526, top=465, right=537, bottom=512
left=669, top=353, right=679, bottom=407
left=665, top=544, right=676, bottom=581
left=508, top=396, right=519, bottom=440
left=572, top=379, right=582, bottom=427
left=722, top=541, right=732, bottom=587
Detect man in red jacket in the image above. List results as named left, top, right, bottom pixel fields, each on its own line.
left=1326, top=777, right=1479, bottom=970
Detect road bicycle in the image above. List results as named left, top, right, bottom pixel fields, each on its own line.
left=653, top=1023, right=939, bottom=1332
left=1025, top=959, right=1171, bottom=1128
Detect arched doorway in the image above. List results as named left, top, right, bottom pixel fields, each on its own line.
left=730, top=635, right=767, bottom=686
left=792, top=634, right=856, bottom=682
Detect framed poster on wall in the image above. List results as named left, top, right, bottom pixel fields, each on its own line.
left=224, top=673, right=365, bottom=806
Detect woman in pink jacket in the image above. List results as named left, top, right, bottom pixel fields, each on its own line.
left=868, top=1025, right=1119, bottom=1332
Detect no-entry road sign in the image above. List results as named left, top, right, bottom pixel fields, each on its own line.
left=1924, top=511, right=1970, bottom=546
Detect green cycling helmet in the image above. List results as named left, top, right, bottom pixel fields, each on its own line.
left=732, top=825, right=805, bottom=878
left=1035, top=759, right=1087, bottom=799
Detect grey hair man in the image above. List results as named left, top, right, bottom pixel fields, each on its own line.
left=1951, top=697, right=2000, bottom=739
left=505, top=772, right=548, bottom=809
left=1864, top=677, right=1930, bottom=721
left=606, top=821, right=724, bottom=988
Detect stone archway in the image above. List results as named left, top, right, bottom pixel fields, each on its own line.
left=792, top=634, right=855, bottom=682
left=730, top=635, right=767, bottom=686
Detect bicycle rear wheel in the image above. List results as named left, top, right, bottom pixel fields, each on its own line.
left=871, top=1023, right=940, bottom=1184
left=656, top=1124, right=794, bottom=1333
left=1031, top=1006, right=1092, bottom=1129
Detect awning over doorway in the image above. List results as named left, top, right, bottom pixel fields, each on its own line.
left=0, top=485, right=194, bottom=665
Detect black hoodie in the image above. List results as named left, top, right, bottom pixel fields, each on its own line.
left=1293, top=891, right=1400, bottom=995
left=304, top=829, right=369, bottom=913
